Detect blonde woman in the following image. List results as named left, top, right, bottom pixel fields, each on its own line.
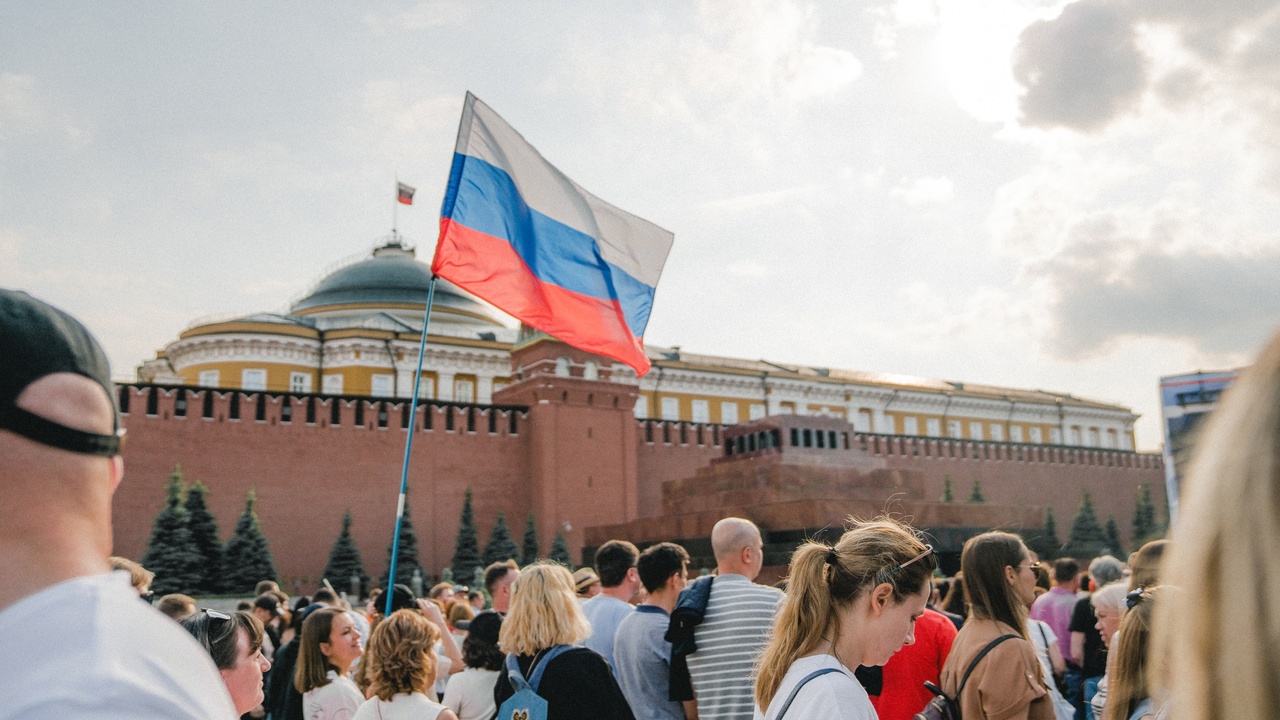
left=1088, top=581, right=1130, bottom=719
left=491, top=563, right=634, bottom=719
left=353, top=610, right=459, bottom=720
left=754, top=518, right=935, bottom=720
left=1103, top=588, right=1163, bottom=720
left=1151, top=334, right=1280, bottom=719
left=940, top=531, right=1053, bottom=720
left=295, top=607, right=365, bottom=720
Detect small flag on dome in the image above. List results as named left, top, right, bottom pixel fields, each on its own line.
left=397, top=182, right=416, bottom=205
left=432, top=92, right=674, bottom=376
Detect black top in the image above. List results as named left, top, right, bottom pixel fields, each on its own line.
left=492, top=646, right=635, bottom=720
left=1069, top=596, right=1108, bottom=677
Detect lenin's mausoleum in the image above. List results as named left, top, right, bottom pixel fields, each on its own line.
left=114, top=237, right=1165, bottom=588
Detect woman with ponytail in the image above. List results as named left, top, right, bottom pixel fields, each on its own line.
left=754, top=517, right=936, bottom=720
left=939, top=531, right=1053, bottom=720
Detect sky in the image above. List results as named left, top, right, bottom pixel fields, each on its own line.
left=4, top=0, right=1279, bottom=451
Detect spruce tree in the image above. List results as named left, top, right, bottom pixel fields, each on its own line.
left=141, top=467, right=204, bottom=595
left=1132, top=483, right=1159, bottom=546
left=483, top=511, right=521, bottom=566
left=1027, top=506, right=1062, bottom=561
left=1065, top=490, right=1108, bottom=561
left=549, top=532, right=572, bottom=567
left=941, top=476, right=954, bottom=502
left=451, top=488, right=482, bottom=583
left=1104, top=516, right=1124, bottom=557
left=382, top=500, right=422, bottom=590
left=521, top=512, right=540, bottom=566
left=968, top=479, right=985, bottom=503
left=323, top=511, right=369, bottom=597
left=183, top=476, right=223, bottom=594
left=221, top=489, right=279, bottom=594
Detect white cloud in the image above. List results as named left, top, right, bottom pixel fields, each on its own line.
left=363, top=2, right=471, bottom=33
left=0, top=73, right=89, bottom=150
left=727, top=260, right=770, bottom=277
left=697, top=185, right=817, bottom=215
left=891, top=176, right=953, bottom=205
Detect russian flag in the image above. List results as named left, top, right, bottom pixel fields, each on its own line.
left=432, top=93, right=674, bottom=376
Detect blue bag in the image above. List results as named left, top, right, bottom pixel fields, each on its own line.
left=496, top=644, right=573, bottom=720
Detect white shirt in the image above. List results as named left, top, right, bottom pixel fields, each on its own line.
left=753, top=655, right=875, bottom=720
left=353, top=692, right=446, bottom=720
left=0, top=572, right=237, bottom=720
left=304, top=670, right=364, bottom=720
left=580, top=594, right=636, bottom=667
left=442, top=667, right=500, bottom=720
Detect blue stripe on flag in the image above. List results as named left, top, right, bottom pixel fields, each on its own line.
left=441, top=153, right=657, bottom=337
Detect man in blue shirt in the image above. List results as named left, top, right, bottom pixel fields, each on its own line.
left=581, top=539, right=641, bottom=667
left=613, top=543, right=690, bottom=720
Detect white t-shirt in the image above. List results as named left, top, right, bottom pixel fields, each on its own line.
left=753, top=655, right=875, bottom=720
left=442, top=667, right=500, bottom=720
left=0, top=572, right=237, bottom=720
left=353, top=692, right=446, bottom=720
left=304, top=670, right=364, bottom=720
left=1029, top=619, right=1077, bottom=720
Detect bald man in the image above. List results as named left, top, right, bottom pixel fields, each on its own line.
left=684, top=517, right=784, bottom=720
left=0, top=290, right=236, bottom=718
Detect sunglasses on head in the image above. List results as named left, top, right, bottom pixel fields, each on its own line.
left=876, top=544, right=937, bottom=586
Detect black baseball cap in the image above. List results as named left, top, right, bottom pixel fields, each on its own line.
left=0, top=289, right=123, bottom=456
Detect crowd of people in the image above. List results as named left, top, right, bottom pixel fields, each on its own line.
left=3, top=288, right=1277, bottom=720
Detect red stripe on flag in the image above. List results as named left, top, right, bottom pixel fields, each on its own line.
left=432, top=218, right=650, bottom=374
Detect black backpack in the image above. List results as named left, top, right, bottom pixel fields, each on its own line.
left=913, top=634, right=1017, bottom=720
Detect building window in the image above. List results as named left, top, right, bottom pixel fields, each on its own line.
left=583, top=361, right=599, bottom=380
left=904, top=417, right=919, bottom=435
left=241, top=369, right=267, bottom=391
left=634, top=398, right=648, bottom=419
left=417, top=375, right=435, bottom=399
left=1030, top=426, right=1043, bottom=444
left=198, top=370, right=219, bottom=388
left=748, top=403, right=765, bottom=421
left=926, top=418, right=941, bottom=437
left=290, top=372, right=312, bottom=393
left=371, top=374, right=394, bottom=398
left=880, top=415, right=895, bottom=434
left=990, top=423, right=1004, bottom=442
left=1051, top=427, right=1063, bottom=444
left=660, top=397, right=679, bottom=421
left=555, top=357, right=571, bottom=377
left=968, top=421, right=983, bottom=440
left=691, top=399, right=710, bottom=423
left=323, top=374, right=343, bottom=395
left=720, top=402, right=739, bottom=425
left=1010, top=425, right=1023, bottom=443
left=948, top=420, right=962, bottom=438
left=1088, top=427, right=1100, bottom=447
left=1070, top=426, right=1082, bottom=445
left=454, top=378, right=475, bottom=403
left=1105, top=428, right=1118, bottom=449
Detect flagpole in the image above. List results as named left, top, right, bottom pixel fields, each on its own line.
left=393, top=174, right=399, bottom=236
left=384, top=275, right=436, bottom=616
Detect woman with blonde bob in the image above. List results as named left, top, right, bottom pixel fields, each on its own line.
left=353, top=610, right=459, bottom=720
left=1151, top=331, right=1280, bottom=720
left=491, top=562, right=634, bottom=719
left=754, top=518, right=935, bottom=720
left=940, top=531, right=1053, bottom=720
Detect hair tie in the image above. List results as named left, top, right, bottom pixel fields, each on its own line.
left=826, top=547, right=839, bottom=567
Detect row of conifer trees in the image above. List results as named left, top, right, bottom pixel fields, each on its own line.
left=140, top=466, right=573, bottom=597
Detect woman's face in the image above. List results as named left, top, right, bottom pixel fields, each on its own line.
left=1007, top=548, right=1038, bottom=607
left=220, top=628, right=271, bottom=715
left=861, top=582, right=930, bottom=667
left=1096, top=606, right=1123, bottom=648
left=319, top=613, right=363, bottom=671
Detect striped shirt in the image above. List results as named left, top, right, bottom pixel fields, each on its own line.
left=686, top=574, right=785, bottom=720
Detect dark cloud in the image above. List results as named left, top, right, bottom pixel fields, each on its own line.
left=1036, top=216, right=1280, bottom=358
left=1013, top=0, right=1148, bottom=132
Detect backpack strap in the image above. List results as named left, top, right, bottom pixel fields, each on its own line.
left=773, top=667, right=843, bottom=720
left=505, top=652, right=531, bottom=693
left=526, top=645, right=574, bottom=693
left=955, top=634, right=1018, bottom=700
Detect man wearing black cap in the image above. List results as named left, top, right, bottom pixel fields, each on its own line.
left=0, top=289, right=237, bottom=718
